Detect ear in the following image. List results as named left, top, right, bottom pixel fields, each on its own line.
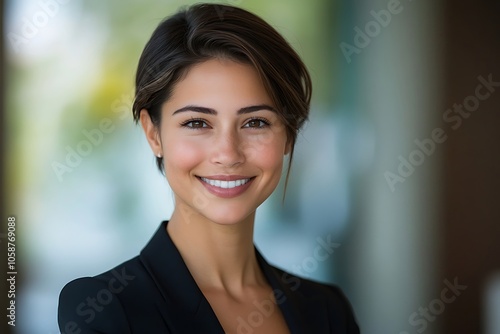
left=139, top=109, right=162, bottom=157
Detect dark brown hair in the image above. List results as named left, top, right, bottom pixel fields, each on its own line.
left=132, top=3, right=312, bottom=190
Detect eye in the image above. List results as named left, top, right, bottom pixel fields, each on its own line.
left=180, top=118, right=209, bottom=129
left=244, top=118, right=270, bottom=128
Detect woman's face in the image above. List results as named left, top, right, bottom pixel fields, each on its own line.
left=152, top=59, right=289, bottom=225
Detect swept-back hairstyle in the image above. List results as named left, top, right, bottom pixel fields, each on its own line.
left=132, top=3, right=312, bottom=189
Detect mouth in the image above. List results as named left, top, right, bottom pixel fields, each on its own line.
left=199, top=177, right=252, bottom=189
left=196, top=175, right=256, bottom=198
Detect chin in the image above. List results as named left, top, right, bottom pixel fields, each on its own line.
left=202, top=206, right=256, bottom=226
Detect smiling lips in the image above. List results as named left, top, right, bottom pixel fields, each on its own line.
left=198, top=175, right=255, bottom=198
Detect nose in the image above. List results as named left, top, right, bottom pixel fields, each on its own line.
left=210, top=129, right=245, bottom=168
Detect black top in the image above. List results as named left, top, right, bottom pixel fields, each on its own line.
left=58, top=221, right=360, bottom=333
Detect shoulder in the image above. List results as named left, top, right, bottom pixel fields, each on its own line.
left=58, top=276, right=131, bottom=334
left=270, top=266, right=360, bottom=333
left=57, top=256, right=144, bottom=334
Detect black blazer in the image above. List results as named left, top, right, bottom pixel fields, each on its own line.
left=58, top=221, right=359, bottom=333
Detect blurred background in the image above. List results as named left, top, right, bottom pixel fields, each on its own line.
left=1, top=0, right=499, bottom=333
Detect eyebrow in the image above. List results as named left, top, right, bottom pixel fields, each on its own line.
left=172, top=104, right=276, bottom=115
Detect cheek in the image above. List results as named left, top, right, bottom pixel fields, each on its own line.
left=243, top=132, right=287, bottom=171
left=163, top=136, right=205, bottom=173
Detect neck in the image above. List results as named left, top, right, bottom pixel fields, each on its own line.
left=167, top=206, right=265, bottom=291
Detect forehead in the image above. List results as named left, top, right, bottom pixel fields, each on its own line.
left=164, top=59, right=274, bottom=112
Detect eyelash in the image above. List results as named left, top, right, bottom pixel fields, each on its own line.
left=180, top=118, right=207, bottom=129
left=243, top=117, right=271, bottom=128
left=180, top=117, right=271, bottom=129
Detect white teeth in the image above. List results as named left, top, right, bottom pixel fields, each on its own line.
left=201, top=177, right=251, bottom=189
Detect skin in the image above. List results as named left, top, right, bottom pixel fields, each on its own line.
left=140, top=58, right=291, bottom=334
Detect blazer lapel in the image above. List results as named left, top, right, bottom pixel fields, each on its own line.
left=138, top=221, right=327, bottom=333
left=139, top=221, right=225, bottom=333
left=256, top=248, right=329, bottom=334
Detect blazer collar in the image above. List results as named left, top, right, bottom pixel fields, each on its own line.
left=255, top=250, right=312, bottom=333
left=139, top=221, right=311, bottom=333
left=139, top=221, right=223, bottom=333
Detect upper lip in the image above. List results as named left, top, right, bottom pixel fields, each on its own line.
left=197, top=175, right=254, bottom=181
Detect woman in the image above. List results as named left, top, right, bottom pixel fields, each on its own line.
left=58, top=4, right=359, bottom=333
